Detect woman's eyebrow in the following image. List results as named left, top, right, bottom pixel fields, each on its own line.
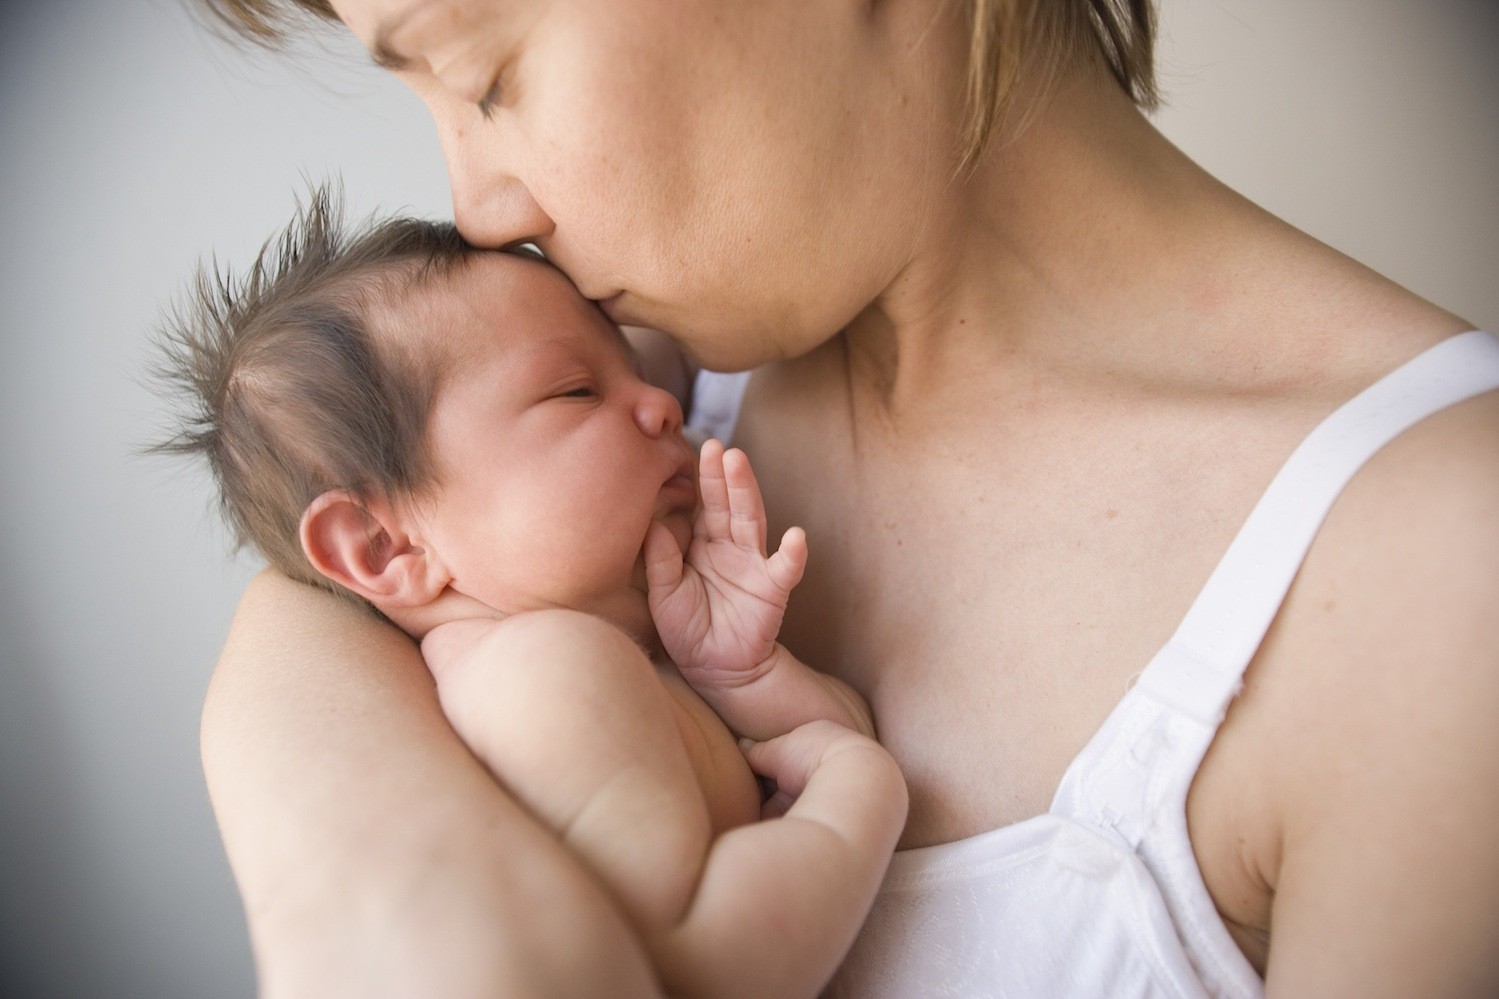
left=370, top=7, right=421, bottom=70
left=371, top=21, right=412, bottom=70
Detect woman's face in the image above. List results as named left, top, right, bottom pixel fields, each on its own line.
left=328, top=0, right=957, bottom=369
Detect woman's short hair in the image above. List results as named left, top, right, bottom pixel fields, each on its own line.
left=963, top=1, right=1157, bottom=167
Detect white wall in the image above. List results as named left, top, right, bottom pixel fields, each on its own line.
left=1153, top=0, right=1499, bottom=330
left=1, top=1, right=1494, bottom=995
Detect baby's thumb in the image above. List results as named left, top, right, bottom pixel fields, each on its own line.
left=643, top=520, right=684, bottom=595
left=737, top=719, right=848, bottom=804
left=768, top=526, right=808, bottom=593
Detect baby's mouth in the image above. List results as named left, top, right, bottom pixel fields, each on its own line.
left=658, top=452, right=698, bottom=509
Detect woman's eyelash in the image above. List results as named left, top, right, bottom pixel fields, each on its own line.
left=476, top=80, right=501, bottom=121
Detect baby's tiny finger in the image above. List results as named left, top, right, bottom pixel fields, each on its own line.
left=762, top=789, right=795, bottom=820
left=723, top=447, right=768, bottom=553
left=698, top=439, right=731, bottom=540
left=739, top=728, right=817, bottom=799
left=768, top=526, right=808, bottom=592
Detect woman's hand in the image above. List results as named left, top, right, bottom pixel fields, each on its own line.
left=645, top=439, right=807, bottom=679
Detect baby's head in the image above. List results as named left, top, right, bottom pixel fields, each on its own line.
left=158, top=188, right=696, bottom=644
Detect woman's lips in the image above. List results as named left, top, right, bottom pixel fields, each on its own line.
left=597, top=292, right=624, bottom=322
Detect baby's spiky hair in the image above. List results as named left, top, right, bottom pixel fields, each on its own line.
left=152, top=184, right=479, bottom=598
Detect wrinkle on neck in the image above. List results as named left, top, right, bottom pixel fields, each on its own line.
left=840, top=58, right=1232, bottom=418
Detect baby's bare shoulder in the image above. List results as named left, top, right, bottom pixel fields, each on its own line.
left=427, top=610, right=652, bottom=688
left=429, top=611, right=713, bottom=853
left=432, top=611, right=670, bottom=733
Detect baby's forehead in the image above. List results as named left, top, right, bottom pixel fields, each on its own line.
left=372, top=251, right=566, bottom=342
left=372, top=250, right=624, bottom=368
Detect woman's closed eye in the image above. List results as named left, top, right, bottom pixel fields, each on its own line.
left=471, top=58, right=517, bottom=121
left=476, top=79, right=501, bottom=121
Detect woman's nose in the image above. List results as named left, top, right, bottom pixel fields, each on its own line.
left=634, top=383, right=685, bottom=439
left=434, top=110, right=554, bottom=249
left=451, top=172, right=553, bottom=249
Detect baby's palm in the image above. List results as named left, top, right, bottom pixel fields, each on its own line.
left=646, top=440, right=806, bottom=676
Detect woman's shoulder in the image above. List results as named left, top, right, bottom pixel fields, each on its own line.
left=1280, top=371, right=1499, bottom=722
left=1302, top=363, right=1498, bottom=686
left=1220, top=371, right=1499, bottom=987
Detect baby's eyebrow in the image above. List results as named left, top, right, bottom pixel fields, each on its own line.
left=602, top=325, right=644, bottom=373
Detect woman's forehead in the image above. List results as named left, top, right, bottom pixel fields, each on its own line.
left=332, top=0, right=530, bottom=58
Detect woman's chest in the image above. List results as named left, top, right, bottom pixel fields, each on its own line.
left=729, top=360, right=1305, bottom=850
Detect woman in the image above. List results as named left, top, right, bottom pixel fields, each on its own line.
left=196, top=0, right=1499, bottom=995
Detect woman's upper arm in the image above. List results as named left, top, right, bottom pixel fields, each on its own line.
left=1260, top=394, right=1499, bottom=997
left=203, top=570, right=660, bottom=998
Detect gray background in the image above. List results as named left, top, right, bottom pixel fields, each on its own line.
left=2, top=1, right=1495, bottom=996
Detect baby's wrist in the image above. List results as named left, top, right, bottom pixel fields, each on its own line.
left=679, top=642, right=786, bottom=691
left=752, top=641, right=795, bottom=680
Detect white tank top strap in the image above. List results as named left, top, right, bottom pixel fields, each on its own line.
left=686, top=368, right=753, bottom=446
left=1050, top=330, right=1499, bottom=997
left=1138, top=329, right=1499, bottom=726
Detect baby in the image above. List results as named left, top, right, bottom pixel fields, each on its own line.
left=156, top=189, right=906, bottom=998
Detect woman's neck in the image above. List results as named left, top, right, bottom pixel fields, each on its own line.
left=841, top=58, right=1266, bottom=414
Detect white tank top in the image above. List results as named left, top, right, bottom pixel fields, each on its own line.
left=687, top=331, right=1499, bottom=998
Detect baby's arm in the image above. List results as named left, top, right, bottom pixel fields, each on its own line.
left=423, top=610, right=713, bottom=936
left=651, top=720, right=908, bottom=998
left=425, top=610, right=907, bottom=999
left=646, top=439, right=873, bottom=740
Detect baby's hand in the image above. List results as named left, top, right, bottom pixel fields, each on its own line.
left=738, top=719, right=905, bottom=824
left=645, top=439, right=807, bottom=677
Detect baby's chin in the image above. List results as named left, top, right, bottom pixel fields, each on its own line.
left=588, top=581, right=662, bottom=658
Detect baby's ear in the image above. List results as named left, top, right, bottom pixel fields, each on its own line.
left=299, top=490, right=446, bottom=608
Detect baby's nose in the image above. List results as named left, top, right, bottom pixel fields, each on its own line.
left=634, top=383, right=684, bottom=438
